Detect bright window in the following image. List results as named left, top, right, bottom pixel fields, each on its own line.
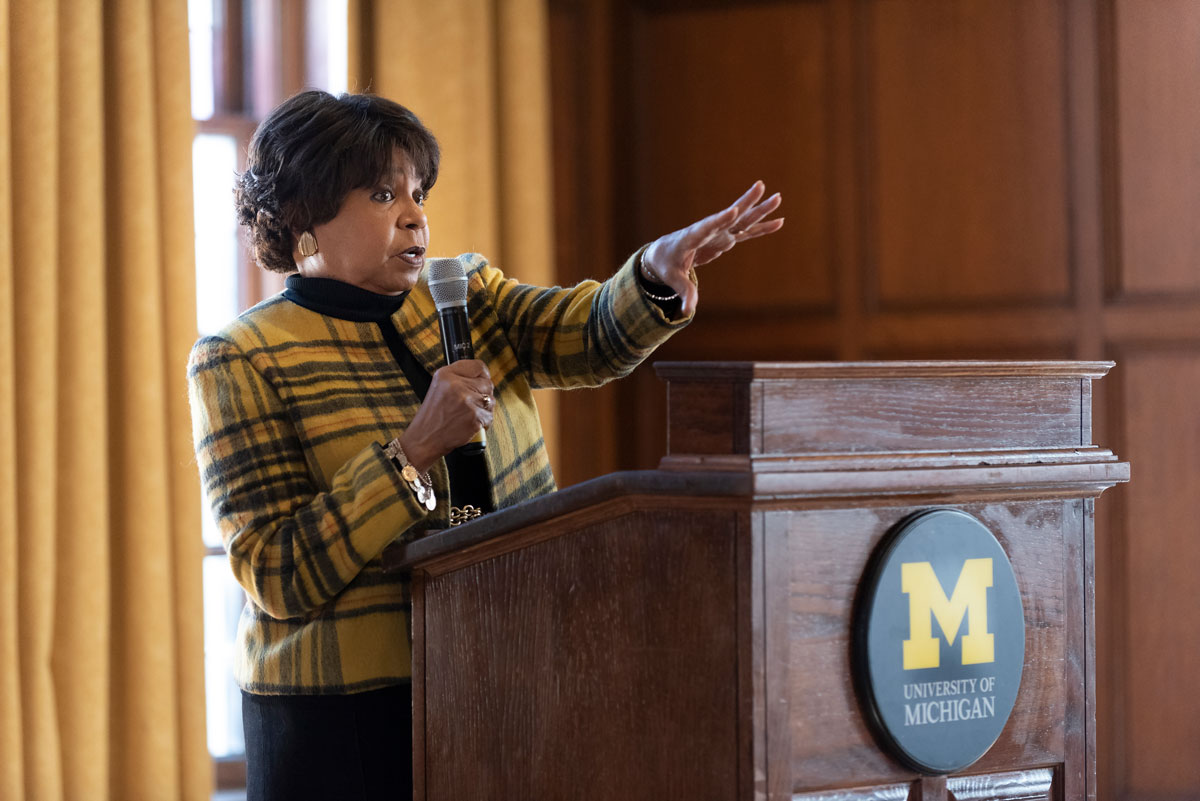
left=188, top=0, right=348, bottom=784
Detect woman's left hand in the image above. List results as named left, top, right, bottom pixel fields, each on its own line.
left=641, top=180, right=784, bottom=317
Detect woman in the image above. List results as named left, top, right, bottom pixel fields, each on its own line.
left=188, top=90, right=782, bottom=801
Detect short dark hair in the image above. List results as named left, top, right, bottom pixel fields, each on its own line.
left=234, top=90, right=440, bottom=274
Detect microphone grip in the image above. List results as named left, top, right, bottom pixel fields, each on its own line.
left=438, top=307, right=487, bottom=454
left=439, top=307, right=475, bottom=364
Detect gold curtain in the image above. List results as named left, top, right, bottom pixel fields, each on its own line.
left=0, top=1, right=209, bottom=799
left=348, top=0, right=561, bottom=472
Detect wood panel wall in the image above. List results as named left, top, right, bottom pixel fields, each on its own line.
left=548, top=0, right=1200, bottom=798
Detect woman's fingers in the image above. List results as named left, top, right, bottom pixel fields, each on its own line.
left=445, top=357, right=491, bottom=382
left=451, top=361, right=494, bottom=424
left=736, top=216, right=786, bottom=241
left=729, top=181, right=766, bottom=218
left=687, top=182, right=778, bottom=247
left=445, top=359, right=493, bottom=404
left=731, top=192, right=783, bottom=235
left=666, top=206, right=731, bottom=256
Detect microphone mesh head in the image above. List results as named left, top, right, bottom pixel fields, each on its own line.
left=426, top=257, right=469, bottom=311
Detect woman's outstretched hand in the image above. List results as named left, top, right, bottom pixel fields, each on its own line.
left=641, top=181, right=784, bottom=317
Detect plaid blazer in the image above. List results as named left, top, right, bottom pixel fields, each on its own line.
left=187, top=251, right=691, bottom=694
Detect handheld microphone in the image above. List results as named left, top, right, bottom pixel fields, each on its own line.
left=427, top=257, right=486, bottom=453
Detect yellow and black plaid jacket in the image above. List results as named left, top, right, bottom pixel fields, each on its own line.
left=187, top=251, right=691, bottom=694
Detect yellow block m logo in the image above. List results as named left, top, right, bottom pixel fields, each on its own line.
left=901, top=558, right=995, bottom=670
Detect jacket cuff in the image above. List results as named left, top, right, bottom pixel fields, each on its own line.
left=618, top=244, right=696, bottom=327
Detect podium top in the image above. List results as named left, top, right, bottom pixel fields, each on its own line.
left=654, top=360, right=1115, bottom=458
left=654, top=360, right=1115, bottom=380
left=384, top=361, right=1128, bottom=574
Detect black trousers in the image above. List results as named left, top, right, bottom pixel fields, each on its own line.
left=242, top=684, right=413, bottom=801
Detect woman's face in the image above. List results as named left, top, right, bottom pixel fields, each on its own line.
left=295, top=147, right=430, bottom=295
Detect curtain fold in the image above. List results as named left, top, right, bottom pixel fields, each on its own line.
left=349, top=0, right=560, bottom=471
left=55, top=0, right=110, bottom=797
left=0, top=1, right=209, bottom=799
left=0, top=4, right=22, bottom=801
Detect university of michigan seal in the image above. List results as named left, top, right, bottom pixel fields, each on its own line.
left=854, top=509, right=1026, bottom=774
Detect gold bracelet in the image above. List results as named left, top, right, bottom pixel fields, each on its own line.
left=383, top=438, right=436, bottom=511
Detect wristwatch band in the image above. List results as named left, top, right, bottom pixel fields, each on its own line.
left=384, top=438, right=436, bottom=511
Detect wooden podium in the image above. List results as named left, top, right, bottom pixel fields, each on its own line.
left=383, top=362, right=1128, bottom=801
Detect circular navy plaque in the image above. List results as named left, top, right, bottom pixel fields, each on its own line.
left=855, top=509, right=1025, bottom=774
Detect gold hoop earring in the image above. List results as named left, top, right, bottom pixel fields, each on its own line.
left=297, top=231, right=319, bottom=258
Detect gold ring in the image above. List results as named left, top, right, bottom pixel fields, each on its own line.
left=730, top=227, right=746, bottom=236
left=481, top=394, right=493, bottom=410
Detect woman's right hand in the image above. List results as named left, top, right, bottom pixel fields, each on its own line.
left=399, top=360, right=494, bottom=473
